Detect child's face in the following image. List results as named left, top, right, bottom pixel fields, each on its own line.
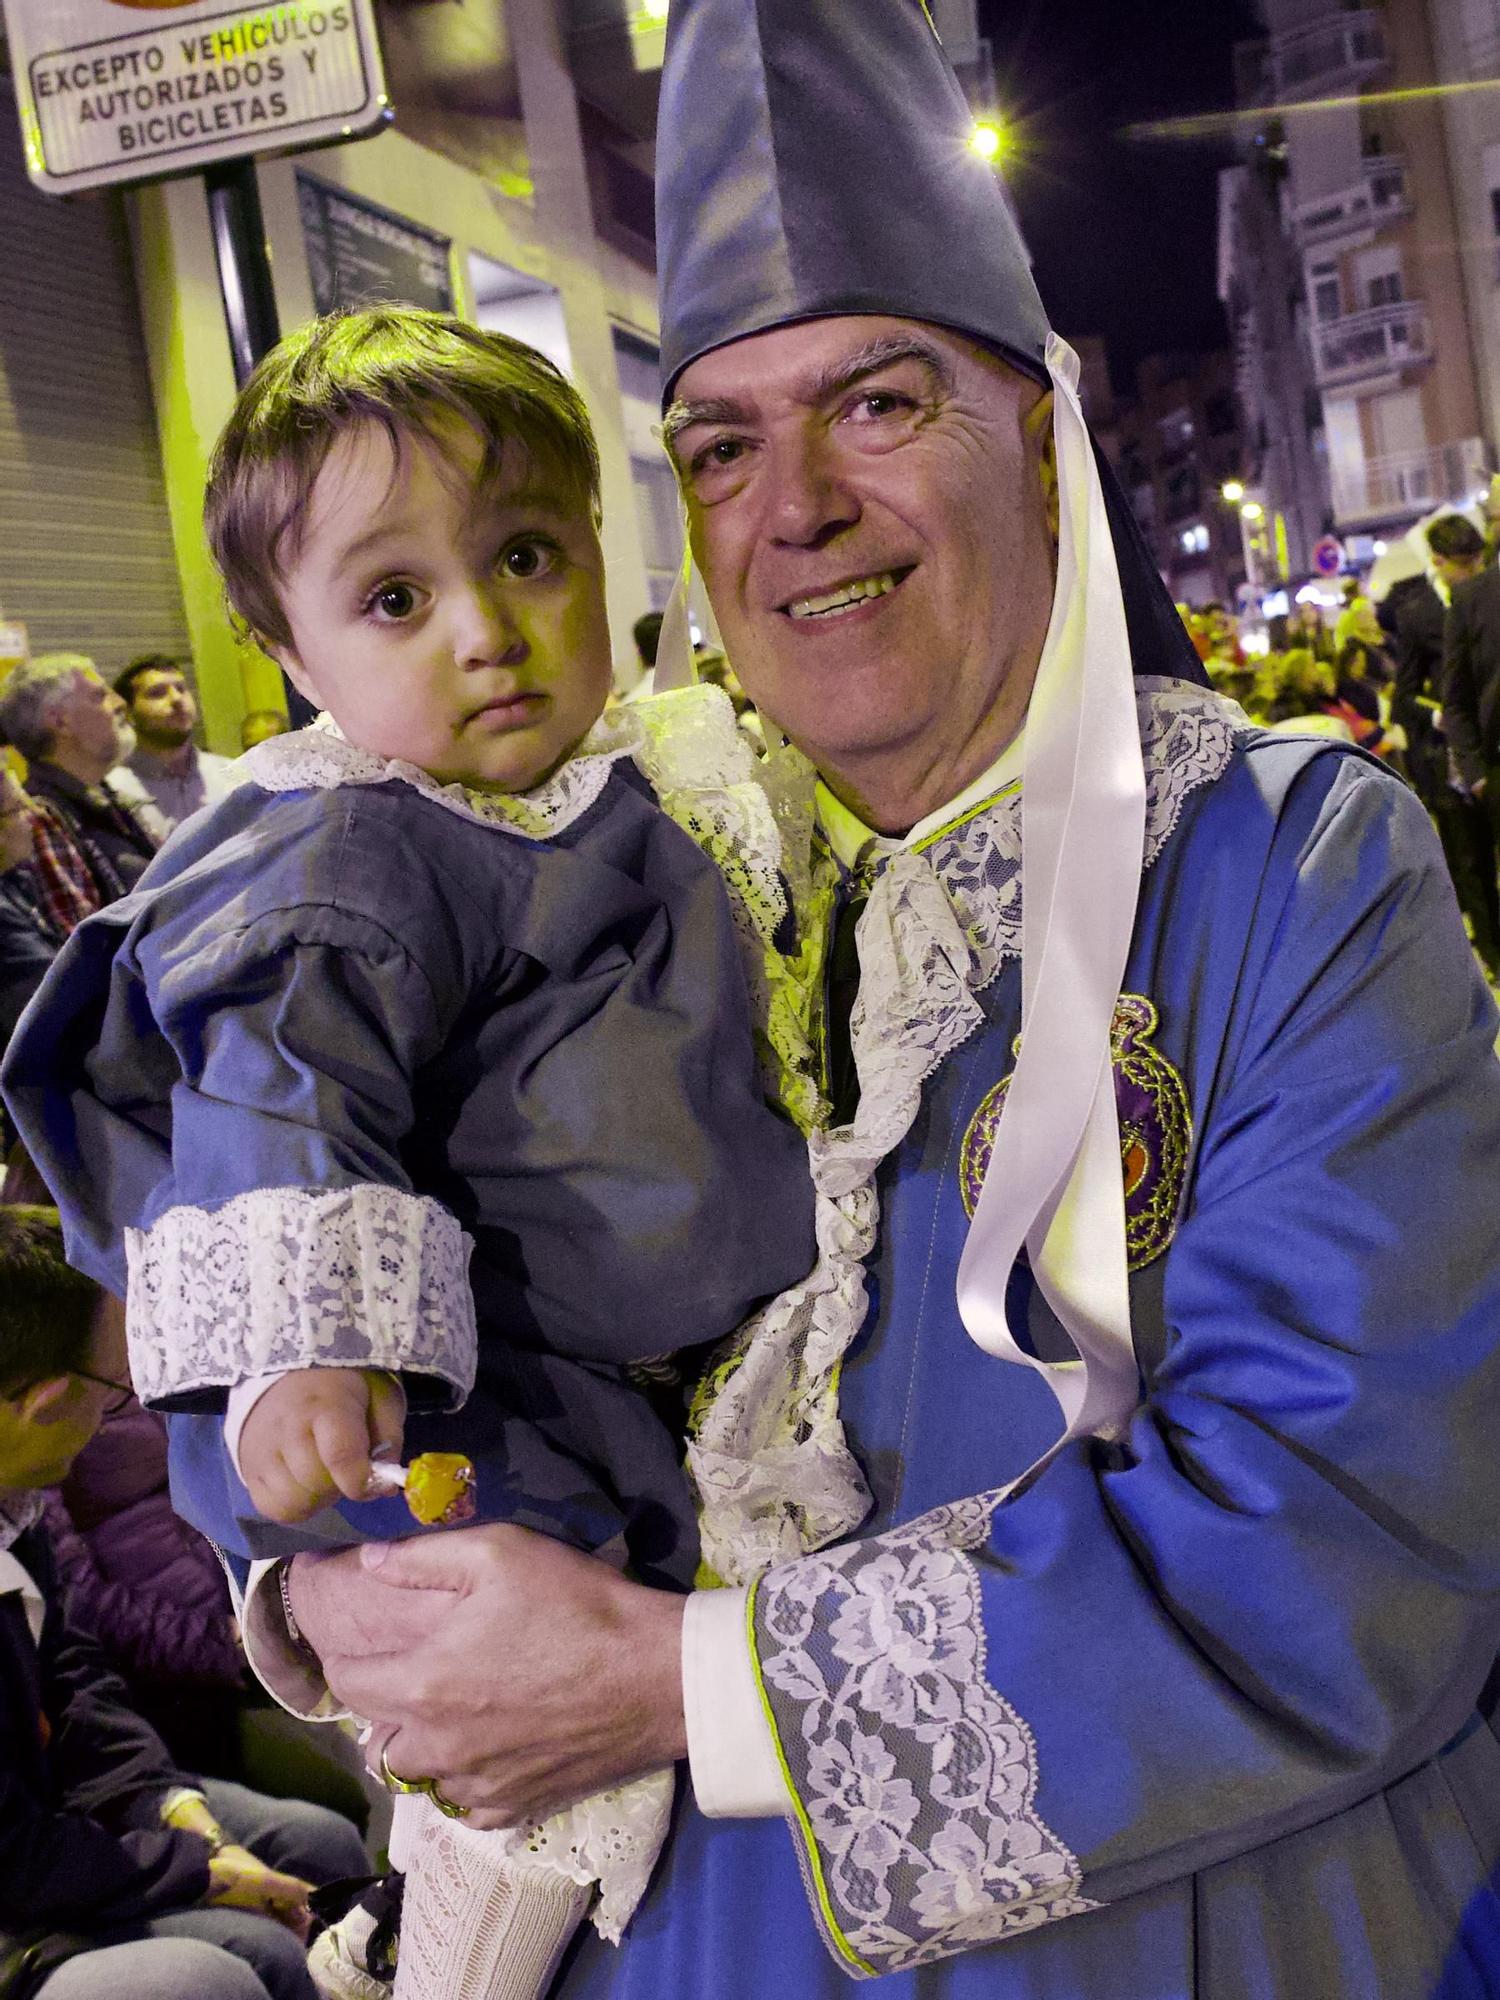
left=272, top=417, right=612, bottom=792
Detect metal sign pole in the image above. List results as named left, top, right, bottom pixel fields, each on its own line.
left=202, top=159, right=314, bottom=725
left=204, top=157, right=281, bottom=391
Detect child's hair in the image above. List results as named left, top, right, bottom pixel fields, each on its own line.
left=0, top=1205, right=100, bottom=1395
left=204, top=307, right=603, bottom=651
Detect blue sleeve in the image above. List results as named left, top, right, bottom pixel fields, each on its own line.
left=750, top=761, right=1500, bottom=1977
left=122, top=902, right=479, bottom=1411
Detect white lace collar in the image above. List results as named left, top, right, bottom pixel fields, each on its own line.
left=240, top=708, right=648, bottom=842
left=687, top=676, right=1250, bottom=1582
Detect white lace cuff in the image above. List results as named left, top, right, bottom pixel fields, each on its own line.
left=124, top=1185, right=478, bottom=1409
left=683, top=1586, right=790, bottom=1818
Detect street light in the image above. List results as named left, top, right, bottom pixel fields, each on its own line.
left=1240, top=500, right=1265, bottom=523
left=1221, top=480, right=1245, bottom=505
left=969, top=118, right=1008, bottom=163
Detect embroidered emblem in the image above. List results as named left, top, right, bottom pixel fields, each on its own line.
left=958, top=994, right=1192, bottom=1270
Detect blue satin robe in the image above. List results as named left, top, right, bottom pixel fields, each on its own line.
left=557, top=729, right=1500, bottom=1995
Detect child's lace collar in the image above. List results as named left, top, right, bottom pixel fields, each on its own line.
left=240, top=706, right=649, bottom=842
left=238, top=689, right=757, bottom=844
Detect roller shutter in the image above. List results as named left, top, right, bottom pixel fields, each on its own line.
left=0, top=79, right=190, bottom=676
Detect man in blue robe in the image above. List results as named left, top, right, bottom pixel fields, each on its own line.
left=263, top=1, right=1500, bottom=1992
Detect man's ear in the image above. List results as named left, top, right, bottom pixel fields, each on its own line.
left=266, top=642, right=318, bottom=711
left=1024, top=390, right=1060, bottom=547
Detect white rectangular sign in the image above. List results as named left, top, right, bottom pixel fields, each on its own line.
left=2, top=0, right=389, bottom=195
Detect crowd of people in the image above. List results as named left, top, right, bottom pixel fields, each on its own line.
left=1179, top=500, right=1500, bottom=983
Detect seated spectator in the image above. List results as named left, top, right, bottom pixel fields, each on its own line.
left=241, top=710, right=291, bottom=753
left=0, top=1204, right=369, bottom=2000
left=115, top=658, right=239, bottom=830
left=0, top=767, right=65, bottom=1063
left=0, top=657, right=157, bottom=933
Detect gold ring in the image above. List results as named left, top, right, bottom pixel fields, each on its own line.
left=426, top=1781, right=471, bottom=1821
left=377, top=1746, right=432, bottom=1796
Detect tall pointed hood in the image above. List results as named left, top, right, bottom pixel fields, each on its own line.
left=656, top=0, right=1049, bottom=397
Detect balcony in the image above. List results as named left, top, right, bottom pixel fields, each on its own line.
left=1290, top=154, right=1412, bottom=245
left=1314, top=300, right=1430, bottom=387
left=1269, top=10, right=1389, bottom=102
left=1333, top=438, right=1488, bottom=528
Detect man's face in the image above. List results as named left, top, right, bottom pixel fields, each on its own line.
left=1432, top=552, right=1481, bottom=593
left=128, top=668, right=197, bottom=748
left=51, top=669, right=130, bottom=774
left=0, top=1294, right=127, bottom=1493
left=667, top=316, right=1057, bottom=822
left=273, top=419, right=613, bottom=794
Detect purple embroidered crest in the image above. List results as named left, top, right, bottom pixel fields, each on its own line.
left=958, top=994, right=1192, bottom=1271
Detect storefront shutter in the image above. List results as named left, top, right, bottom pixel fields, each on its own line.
left=0, top=79, right=190, bottom=676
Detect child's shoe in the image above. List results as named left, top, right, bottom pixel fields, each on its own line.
left=308, top=1873, right=403, bottom=2000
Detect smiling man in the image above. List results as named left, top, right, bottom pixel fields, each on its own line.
left=182, top=2, right=1500, bottom=1996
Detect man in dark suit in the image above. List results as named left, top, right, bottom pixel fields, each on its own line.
left=1440, top=520, right=1500, bottom=964
left=1387, top=517, right=1499, bottom=974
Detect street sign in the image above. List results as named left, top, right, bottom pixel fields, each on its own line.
left=1312, top=535, right=1345, bottom=578
left=2, top=0, right=390, bottom=196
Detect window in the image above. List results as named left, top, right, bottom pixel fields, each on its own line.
left=1367, top=270, right=1404, bottom=308
left=1314, top=276, right=1342, bottom=323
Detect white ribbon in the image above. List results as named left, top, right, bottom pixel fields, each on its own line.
left=954, top=332, right=1147, bottom=1464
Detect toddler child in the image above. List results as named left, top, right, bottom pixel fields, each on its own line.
left=3, top=308, right=813, bottom=2000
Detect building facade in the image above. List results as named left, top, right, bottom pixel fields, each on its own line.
left=1089, top=345, right=1251, bottom=610
left=1225, top=0, right=1493, bottom=562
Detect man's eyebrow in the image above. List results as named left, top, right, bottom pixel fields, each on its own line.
left=806, top=333, right=953, bottom=405
left=661, top=395, right=746, bottom=446
left=662, top=334, right=952, bottom=449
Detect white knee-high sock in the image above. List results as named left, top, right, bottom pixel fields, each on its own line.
left=393, top=1794, right=591, bottom=2000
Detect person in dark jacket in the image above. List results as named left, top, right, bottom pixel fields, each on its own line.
left=0, top=1204, right=367, bottom=2000
left=1384, top=522, right=1500, bottom=976
left=0, top=657, right=157, bottom=937
left=1436, top=519, right=1500, bottom=979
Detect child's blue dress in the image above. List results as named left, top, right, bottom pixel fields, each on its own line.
left=4, top=702, right=815, bottom=1587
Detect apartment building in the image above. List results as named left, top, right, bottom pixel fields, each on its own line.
left=1225, top=0, right=1493, bottom=559
left=1089, top=346, right=1251, bottom=609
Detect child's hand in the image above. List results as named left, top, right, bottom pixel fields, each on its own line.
left=238, top=1368, right=406, bottom=1524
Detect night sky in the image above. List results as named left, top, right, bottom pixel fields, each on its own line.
left=979, top=0, right=1264, bottom=391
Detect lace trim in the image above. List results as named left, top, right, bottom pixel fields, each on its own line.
left=754, top=1495, right=1097, bottom=1975
left=241, top=711, right=639, bottom=842
left=124, top=1185, right=477, bottom=1409
left=689, top=680, right=1245, bottom=1589
left=507, top=1767, right=675, bottom=1944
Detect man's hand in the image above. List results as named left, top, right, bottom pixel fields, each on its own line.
left=287, top=1525, right=688, bottom=1828
left=239, top=1368, right=405, bottom=1524
left=204, top=1845, right=313, bottom=1940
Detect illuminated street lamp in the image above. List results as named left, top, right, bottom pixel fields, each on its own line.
left=1221, top=479, right=1245, bottom=505
left=1240, top=500, right=1265, bottom=523
left=969, top=118, right=1008, bottom=163
left=640, top=0, right=670, bottom=17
